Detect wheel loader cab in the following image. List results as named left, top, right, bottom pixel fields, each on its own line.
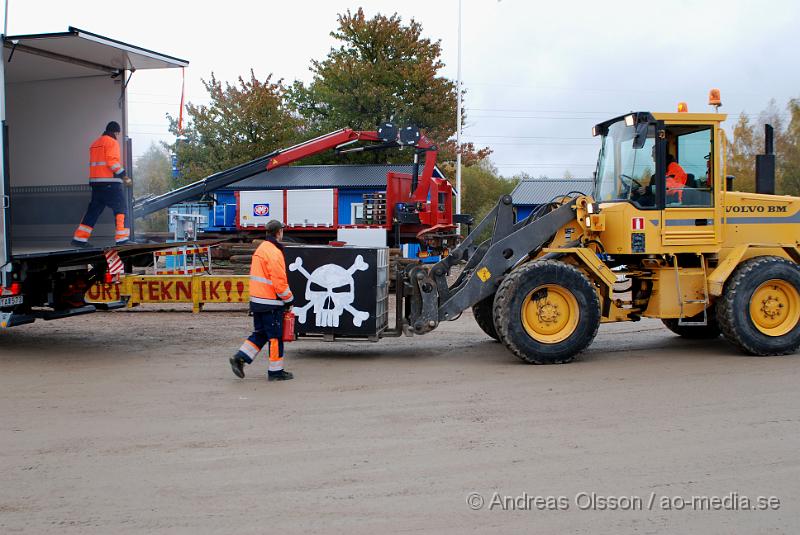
left=592, top=112, right=726, bottom=251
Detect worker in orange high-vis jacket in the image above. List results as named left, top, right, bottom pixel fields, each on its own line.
left=230, top=219, right=295, bottom=381
left=71, top=121, right=133, bottom=248
left=665, top=153, right=688, bottom=203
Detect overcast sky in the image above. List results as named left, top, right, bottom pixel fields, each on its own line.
left=8, top=0, right=800, bottom=178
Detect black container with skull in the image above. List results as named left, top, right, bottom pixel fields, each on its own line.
left=285, top=245, right=389, bottom=339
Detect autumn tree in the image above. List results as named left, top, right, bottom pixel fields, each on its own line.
left=287, top=8, right=489, bottom=166
left=778, top=99, right=800, bottom=195
left=133, top=143, right=174, bottom=231
left=726, top=113, right=759, bottom=192
left=167, top=71, right=302, bottom=181
left=460, top=160, right=519, bottom=236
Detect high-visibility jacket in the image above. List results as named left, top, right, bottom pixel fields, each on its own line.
left=250, top=239, right=294, bottom=307
left=89, top=134, right=125, bottom=183
left=666, top=161, right=688, bottom=202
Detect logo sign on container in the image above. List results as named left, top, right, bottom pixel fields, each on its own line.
left=253, top=203, right=270, bottom=217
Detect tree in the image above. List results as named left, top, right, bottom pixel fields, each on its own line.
left=727, top=113, right=758, bottom=192
left=167, top=71, right=301, bottom=182
left=460, top=160, right=519, bottom=237
left=287, top=8, right=489, bottom=166
left=133, top=143, right=174, bottom=231
left=781, top=98, right=800, bottom=196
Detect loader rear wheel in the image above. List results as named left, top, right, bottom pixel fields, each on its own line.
left=472, top=294, right=499, bottom=341
left=717, top=256, right=800, bottom=356
left=493, top=260, right=600, bottom=364
left=661, top=310, right=720, bottom=339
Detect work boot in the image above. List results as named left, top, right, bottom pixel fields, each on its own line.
left=70, top=239, right=90, bottom=249
left=267, top=370, right=294, bottom=381
left=229, top=356, right=246, bottom=379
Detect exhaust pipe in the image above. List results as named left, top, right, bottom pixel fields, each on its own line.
left=755, top=124, right=776, bottom=195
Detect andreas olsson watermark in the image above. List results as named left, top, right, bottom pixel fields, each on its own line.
left=466, top=492, right=781, bottom=512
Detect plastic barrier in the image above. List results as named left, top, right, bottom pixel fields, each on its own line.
left=86, top=275, right=249, bottom=313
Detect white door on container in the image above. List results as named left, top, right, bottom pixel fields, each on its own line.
left=287, top=189, right=334, bottom=226
left=239, top=190, right=284, bottom=228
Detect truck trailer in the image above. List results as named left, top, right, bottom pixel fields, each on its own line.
left=0, top=27, right=189, bottom=327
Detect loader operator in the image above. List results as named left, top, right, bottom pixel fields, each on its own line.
left=633, top=153, right=688, bottom=206
left=71, top=121, right=133, bottom=247
left=665, top=153, right=688, bottom=203
left=229, top=219, right=295, bottom=381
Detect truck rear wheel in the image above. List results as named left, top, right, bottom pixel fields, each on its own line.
left=472, top=294, right=499, bottom=341
left=661, top=310, right=720, bottom=339
left=493, top=260, right=600, bottom=364
left=717, top=256, right=800, bottom=356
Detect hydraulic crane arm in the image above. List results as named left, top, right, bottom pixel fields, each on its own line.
left=134, top=123, right=437, bottom=219
left=265, top=128, right=381, bottom=170
left=265, top=126, right=439, bottom=203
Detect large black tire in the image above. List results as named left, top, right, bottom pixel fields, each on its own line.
left=717, top=256, right=800, bottom=356
left=472, top=294, right=499, bottom=341
left=493, top=260, right=600, bottom=364
left=661, top=310, right=720, bottom=339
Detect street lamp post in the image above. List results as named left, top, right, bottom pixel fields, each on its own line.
left=455, top=0, right=463, bottom=230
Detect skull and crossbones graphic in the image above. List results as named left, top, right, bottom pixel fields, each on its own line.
left=288, top=255, right=370, bottom=328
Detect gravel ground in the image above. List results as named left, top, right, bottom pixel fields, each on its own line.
left=1, top=304, right=799, bottom=534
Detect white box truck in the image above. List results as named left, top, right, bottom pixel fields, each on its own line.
left=0, top=27, right=188, bottom=327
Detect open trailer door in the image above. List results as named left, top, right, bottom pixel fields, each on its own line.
left=0, top=48, right=8, bottom=272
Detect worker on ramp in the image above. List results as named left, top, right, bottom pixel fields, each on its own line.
left=229, top=220, right=295, bottom=381
left=71, top=121, right=133, bottom=247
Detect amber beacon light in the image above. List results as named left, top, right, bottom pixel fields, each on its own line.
left=709, top=88, right=722, bottom=111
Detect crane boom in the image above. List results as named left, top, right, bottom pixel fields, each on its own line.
left=134, top=125, right=440, bottom=220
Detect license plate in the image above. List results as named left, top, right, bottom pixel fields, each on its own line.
left=0, top=295, right=23, bottom=308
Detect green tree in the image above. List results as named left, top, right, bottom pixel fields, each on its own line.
left=133, top=143, right=174, bottom=231
left=288, top=8, right=489, bottom=166
left=461, top=160, right=519, bottom=236
left=167, top=71, right=301, bottom=182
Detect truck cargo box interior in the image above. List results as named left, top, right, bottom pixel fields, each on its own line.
left=2, top=28, right=187, bottom=258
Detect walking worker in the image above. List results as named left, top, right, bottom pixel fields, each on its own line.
left=229, top=219, right=295, bottom=381
left=71, top=121, right=132, bottom=247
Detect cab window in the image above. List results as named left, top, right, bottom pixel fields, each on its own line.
left=665, top=126, right=713, bottom=207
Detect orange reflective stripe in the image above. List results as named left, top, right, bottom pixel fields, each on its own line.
left=268, top=339, right=283, bottom=371
left=73, top=223, right=93, bottom=240
left=268, top=339, right=280, bottom=360
left=239, top=340, right=260, bottom=359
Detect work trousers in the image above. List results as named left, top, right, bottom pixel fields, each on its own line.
left=236, top=309, right=285, bottom=371
left=73, top=184, right=130, bottom=244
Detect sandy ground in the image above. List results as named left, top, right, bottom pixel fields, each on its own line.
left=1, top=304, right=799, bottom=534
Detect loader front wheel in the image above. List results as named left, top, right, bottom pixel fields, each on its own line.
left=717, top=256, right=800, bottom=356
left=493, top=260, right=600, bottom=364
left=472, top=294, right=500, bottom=341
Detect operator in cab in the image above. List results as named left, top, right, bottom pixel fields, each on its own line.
left=665, top=153, right=688, bottom=203
left=632, top=153, right=688, bottom=206
left=71, top=121, right=133, bottom=247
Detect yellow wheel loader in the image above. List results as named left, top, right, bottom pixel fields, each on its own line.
left=403, top=104, right=800, bottom=363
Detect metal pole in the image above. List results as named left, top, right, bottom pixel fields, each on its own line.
left=3, top=0, right=8, bottom=37
left=455, top=0, right=463, bottom=232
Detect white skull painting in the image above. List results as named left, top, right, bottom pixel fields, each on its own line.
left=289, top=255, right=370, bottom=328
